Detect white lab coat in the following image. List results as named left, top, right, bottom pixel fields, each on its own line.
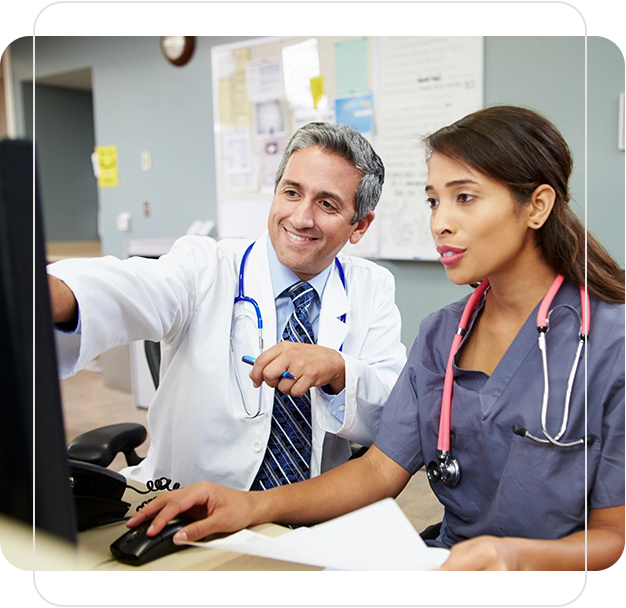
left=50, top=233, right=406, bottom=489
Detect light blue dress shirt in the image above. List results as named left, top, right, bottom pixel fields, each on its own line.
left=266, top=239, right=347, bottom=423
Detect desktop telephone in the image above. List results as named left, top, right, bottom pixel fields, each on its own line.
left=68, top=459, right=192, bottom=564
left=68, top=459, right=131, bottom=530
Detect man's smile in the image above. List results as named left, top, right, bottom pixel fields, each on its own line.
left=284, top=227, right=318, bottom=243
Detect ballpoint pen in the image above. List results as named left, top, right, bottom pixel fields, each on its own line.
left=241, top=355, right=296, bottom=379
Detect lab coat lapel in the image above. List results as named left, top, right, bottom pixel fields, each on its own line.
left=317, top=262, right=350, bottom=350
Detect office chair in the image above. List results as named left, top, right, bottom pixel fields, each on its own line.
left=66, top=341, right=159, bottom=468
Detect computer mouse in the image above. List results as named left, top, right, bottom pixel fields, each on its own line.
left=110, top=514, right=195, bottom=566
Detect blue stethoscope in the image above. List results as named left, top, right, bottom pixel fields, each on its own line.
left=231, top=241, right=347, bottom=418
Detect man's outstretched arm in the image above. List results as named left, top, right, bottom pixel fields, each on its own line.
left=48, top=275, right=78, bottom=327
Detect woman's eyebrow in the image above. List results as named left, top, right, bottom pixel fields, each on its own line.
left=425, top=179, right=479, bottom=192
left=445, top=179, right=480, bottom=188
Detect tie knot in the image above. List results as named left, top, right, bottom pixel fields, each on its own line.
left=288, top=281, right=315, bottom=310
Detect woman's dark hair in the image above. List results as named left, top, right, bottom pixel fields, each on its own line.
left=424, top=105, right=624, bottom=303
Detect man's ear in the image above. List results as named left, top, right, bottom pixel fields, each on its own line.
left=527, top=185, right=556, bottom=229
left=349, top=211, right=375, bottom=245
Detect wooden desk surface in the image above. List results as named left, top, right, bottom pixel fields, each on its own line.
left=1, top=486, right=320, bottom=572
left=78, top=515, right=319, bottom=572
left=46, top=240, right=102, bottom=263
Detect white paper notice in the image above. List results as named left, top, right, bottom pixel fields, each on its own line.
left=282, top=38, right=320, bottom=109
left=253, top=100, right=287, bottom=137
left=293, top=107, right=335, bottom=131
left=260, top=137, right=287, bottom=193
left=246, top=57, right=284, bottom=103
left=222, top=127, right=257, bottom=193
left=374, top=36, right=483, bottom=260
left=186, top=498, right=449, bottom=571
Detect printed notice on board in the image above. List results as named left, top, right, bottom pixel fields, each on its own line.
left=335, top=37, right=368, bottom=96
left=217, top=47, right=252, bottom=127
left=374, top=37, right=483, bottom=261
left=335, top=93, right=374, bottom=135
left=246, top=57, right=284, bottom=103
left=253, top=100, right=287, bottom=137
left=282, top=38, right=320, bottom=109
left=94, top=146, right=119, bottom=188
left=222, top=128, right=257, bottom=193
left=260, top=137, right=287, bottom=193
left=293, top=107, right=335, bottom=131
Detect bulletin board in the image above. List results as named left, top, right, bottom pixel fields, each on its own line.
left=211, top=36, right=483, bottom=260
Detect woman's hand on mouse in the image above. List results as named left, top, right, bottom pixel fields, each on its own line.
left=126, top=482, right=259, bottom=544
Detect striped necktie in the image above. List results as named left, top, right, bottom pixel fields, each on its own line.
left=252, top=281, right=315, bottom=489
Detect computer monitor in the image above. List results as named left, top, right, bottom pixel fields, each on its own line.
left=0, top=139, right=77, bottom=544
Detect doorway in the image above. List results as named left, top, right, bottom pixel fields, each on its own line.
left=22, top=67, right=100, bottom=250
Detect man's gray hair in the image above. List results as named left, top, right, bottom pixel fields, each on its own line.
left=274, top=122, right=385, bottom=223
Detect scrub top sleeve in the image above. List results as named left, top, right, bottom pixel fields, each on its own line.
left=590, top=355, right=625, bottom=510
left=374, top=335, right=423, bottom=475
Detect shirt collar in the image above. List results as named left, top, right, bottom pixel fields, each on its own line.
left=266, top=237, right=332, bottom=301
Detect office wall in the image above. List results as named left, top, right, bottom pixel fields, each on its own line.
left=11, top=35, right=250, bottom=252
left=10, top=36, right=624, bottom=346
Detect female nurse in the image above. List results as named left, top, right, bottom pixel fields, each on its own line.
left=128, top=106, right=625, bottom=570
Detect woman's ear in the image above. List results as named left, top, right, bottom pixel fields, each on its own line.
left=527, top=184, right=556, bottom=229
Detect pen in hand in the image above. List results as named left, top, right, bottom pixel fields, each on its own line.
left=242, top=355, right=295, bottom=379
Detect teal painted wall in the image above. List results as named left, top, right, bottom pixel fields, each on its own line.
left=23, top=82, right=99, bottom=241
left=10, top=36, right=624, bottom=346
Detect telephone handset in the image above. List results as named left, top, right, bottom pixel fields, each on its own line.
left=68, top=459, right=131, bottom=530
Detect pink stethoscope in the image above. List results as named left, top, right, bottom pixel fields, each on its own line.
left=427, top=273, right=591, bottom=487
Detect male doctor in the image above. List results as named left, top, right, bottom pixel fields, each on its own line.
left=48, top=122, right=406, bottom=491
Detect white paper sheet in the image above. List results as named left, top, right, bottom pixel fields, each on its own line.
left=281, top=38, right=320, bottom=109
left=246, top=57, right=284, bottom=103
left=374, top=36, right=483, bottom=260
left=293, top=107, right=335, bottom=131
left=186, top=498, right=449, bottom=571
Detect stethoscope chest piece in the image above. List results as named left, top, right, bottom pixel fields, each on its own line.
left=427, top=451, right=461, bottom=487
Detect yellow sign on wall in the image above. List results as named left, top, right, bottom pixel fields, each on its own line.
left=95, top=145, right=119, bottom=187
left=310, top=76, right=325, bottom=109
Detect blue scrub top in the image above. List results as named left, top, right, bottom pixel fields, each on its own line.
left=375, top=279, right=625, bottom=548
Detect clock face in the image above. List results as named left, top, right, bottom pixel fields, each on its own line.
left=160, top=36, right=195, bottom=66
left=162, top=36, right=186, bottom=60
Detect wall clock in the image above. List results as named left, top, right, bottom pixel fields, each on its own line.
left=160, top=36, right=195, bottom=67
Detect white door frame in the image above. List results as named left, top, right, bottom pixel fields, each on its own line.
left=2, top=45, right=17, bottom=138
